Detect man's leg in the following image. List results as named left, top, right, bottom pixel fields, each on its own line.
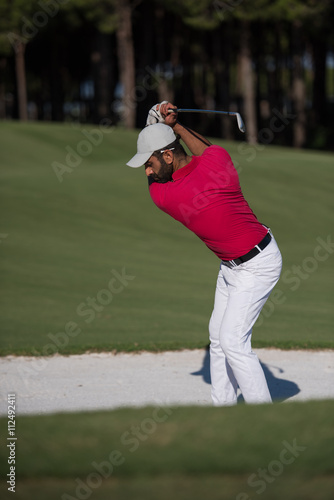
left=209, top=267, right=239, bottom=406
left=219, top=238, right=282, bottom=404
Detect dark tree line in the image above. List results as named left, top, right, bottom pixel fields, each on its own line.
left=0, top=0, right=333, bottom=149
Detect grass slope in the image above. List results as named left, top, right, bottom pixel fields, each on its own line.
left=0, top=121, right=333, bottom=355
left=0, top=401, right=333, bottom=499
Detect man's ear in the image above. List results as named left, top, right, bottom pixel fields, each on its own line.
left=164, top=150, right=174, bottom=165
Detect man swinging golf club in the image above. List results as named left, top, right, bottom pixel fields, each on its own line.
left=126, top=101, right=282, bottom=406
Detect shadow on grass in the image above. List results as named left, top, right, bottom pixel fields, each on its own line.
left=191, top=346, right=300, bottom=402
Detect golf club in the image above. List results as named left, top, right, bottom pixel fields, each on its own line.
left=168, top=108, right=246, bottom=133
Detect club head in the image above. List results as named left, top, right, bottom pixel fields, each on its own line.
left=236, top=113, right=246, bottom=133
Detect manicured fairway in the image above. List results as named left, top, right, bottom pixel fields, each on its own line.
left=0, top=121, right=333, bottom=354
left=0, top=401, right=333, bottom=499
left=3, top=476, right=334, bottom=500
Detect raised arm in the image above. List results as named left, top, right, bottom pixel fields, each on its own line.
left=159, top=102, right=211, bottom=156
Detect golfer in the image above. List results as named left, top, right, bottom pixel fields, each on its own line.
left=127, top=101, right=282, bottom=406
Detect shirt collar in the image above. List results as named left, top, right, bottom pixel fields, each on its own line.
left=172, top=156, right=199, bottom=181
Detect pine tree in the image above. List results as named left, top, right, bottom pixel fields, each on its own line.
left=0, top=0, right=43, bottom=120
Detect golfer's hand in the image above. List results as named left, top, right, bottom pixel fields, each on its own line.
left=159, top=102, right=178, bottom=128
left=146, top=101, right=169, bottom=126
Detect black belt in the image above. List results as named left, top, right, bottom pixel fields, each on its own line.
left=221, top=232, right=272, bottom=269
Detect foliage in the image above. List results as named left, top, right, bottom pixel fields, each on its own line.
left=63, top=0, right=118, bottom=33
left=0, top=0, right=333, bottom=144
left=0, top=0, right=41, bottom=54
left=162, top=0, right=221, bottom=29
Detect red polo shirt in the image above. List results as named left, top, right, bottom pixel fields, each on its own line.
left=149, top=145, right=267, bottom=260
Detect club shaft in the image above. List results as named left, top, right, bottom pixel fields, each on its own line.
left=168, top=108, right=245, bottom=133
left=173, top=108, right=236, bottom=117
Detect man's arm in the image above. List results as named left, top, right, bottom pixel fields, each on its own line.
left=173, top=121, right=212, bottom=156
left=159, top=102, right=212, bottom=156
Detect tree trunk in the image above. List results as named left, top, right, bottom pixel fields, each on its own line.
left=239, top=20, right=257, bottom=144
left=312, top=34, right=327, bottom=126
left=15, top=41, right=28, bottom=121
left=177, top=26, right=196, bottom=131
left=115, top=0, right=136, bottom=128
left=51, top=38, right=64, bottom=122
left=170, top=17, right=182, bottom=105
left=291, top=20, right=306, bottom=148
left=0, top=58, right=7, bottom=119
left=92, top=31, right=113, bottom=123
left=213, top=28, right=232, bottom=140
left=155, top=5, right=174, bottom=104
left=273, top=23, right=283, bottom=111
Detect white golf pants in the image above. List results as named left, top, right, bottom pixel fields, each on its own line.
left=209, top=234, right=282, bottom=405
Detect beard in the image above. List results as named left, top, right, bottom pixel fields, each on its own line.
left=150, top=158, right=173, bottom=183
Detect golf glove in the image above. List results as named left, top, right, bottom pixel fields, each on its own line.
left=146, top=101, right=169, bottom=126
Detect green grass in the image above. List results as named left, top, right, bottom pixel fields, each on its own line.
left=0, top=121, right=333, bottom=355
left=0, top=401, right=334, bottom=499
left=3, top=476, right=334, bottom=500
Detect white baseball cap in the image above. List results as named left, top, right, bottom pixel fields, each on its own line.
left=126, top=123, right=176, bottom=168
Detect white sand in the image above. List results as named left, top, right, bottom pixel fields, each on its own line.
left=1, top=349, right=333, bottom=415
